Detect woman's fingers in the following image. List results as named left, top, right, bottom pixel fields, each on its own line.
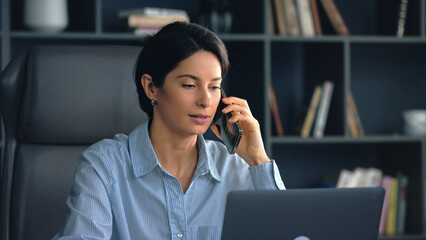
left=222, top=97, right=252, bottom=117
left=220, top=97, right=260, bottom=133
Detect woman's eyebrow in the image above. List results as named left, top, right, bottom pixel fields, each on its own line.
left=177, top=74, right=222, bottom=81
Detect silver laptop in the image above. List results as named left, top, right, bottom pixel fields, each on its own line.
left=221, top=187, right=384, bottom=240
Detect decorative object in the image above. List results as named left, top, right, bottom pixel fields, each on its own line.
left=198, top=0, right=232, bottom=33
left=403, top=110, right=426, bottom=135
left=24, top=0, right=68, bottom=32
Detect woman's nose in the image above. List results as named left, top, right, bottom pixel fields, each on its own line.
left=196, top=88, right=211, bottom=108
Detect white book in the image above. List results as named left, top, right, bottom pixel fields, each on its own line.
left=313, top=81, right=334, bottom=138
left=364, top=167, right=383, bottom=187
left=296, top=0, right=315, bottom=36
left=336, top=169, right=353, bottom=188
left=347, top=167, right=366, bottom=188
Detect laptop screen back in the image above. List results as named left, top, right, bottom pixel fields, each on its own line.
left=221, top=187, right=384, bottom=240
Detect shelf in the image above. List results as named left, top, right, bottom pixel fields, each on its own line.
left=10, top=31, right=148, bottom=40
left=269, top=35, right=426, bottom=43
left=218, top=34, right=266, bottom=41
left=271, top=135, right=426, bottom=144
left=379, top=234, right=426, bottom=240
left=9, top=31, right=269, bottom=42
left=8, top=31, right=426, bottom=44
left=348, top=36, right=426, bottom=43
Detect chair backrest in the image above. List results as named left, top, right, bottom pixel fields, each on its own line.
left=0, top=45, right=148, bottom=240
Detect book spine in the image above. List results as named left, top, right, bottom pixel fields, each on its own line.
left=296, top=0, right=315, bottom=36
left=283, top=0, right=301, bottom=36
left=119, top=7, right=188, bottom=18
left=128, top=15, right=190, bottom=28
left=269, top=84, right=284, bottom=136
left=347, top=91, right=364, bottom=137
left=269, top=0, right=278, bottom=34
left=313, top=81, right=334, bottom=138
left=320, top=0, right=349, bottom=35
left=396, top=173, right=408, bottom=234
left=396, top=0, right=409, bottom=38
left=310, top=0, right=322, bottom=35
left=347, top=106, right=358, bottom=137
left=386, top=177, right=399, bottom=236
left=379, top=176, right=392, bottom=235
left=301, top=86, right=322, bottom=137
left=274, top=0, right=288, bottom=35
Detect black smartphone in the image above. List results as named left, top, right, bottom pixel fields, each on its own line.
left=213, top=89, right=243, bottom=154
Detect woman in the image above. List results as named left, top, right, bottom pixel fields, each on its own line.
left=54, top=21, right=285, bottom=240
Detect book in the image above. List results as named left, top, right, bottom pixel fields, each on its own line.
left=346, top=104, right=358, bottom=137
left=310, top=0, right=322, bottom=35
left=269, top=0, right=277, bottom=34
left=127, top=15, right=190, bottom=28
left=296, top=0, right=315, bottom=37
left=396, top=173, right=408, bottom=234
left=386, top=177, right=399, bottom=236
left=347, top=167, right=367, bottom=188
left=336, top=167, right=382, bottom=188
left=134, top=26, right=162, bottom=36
left=269, top=84, right=284, bottom=136
left=319, top=0, right=349, bottom=35
left=364, top=168, right=383, bottom=187
left=283, top=0, right=301, bottom=36
left=273, top=0, right=288, bottom=35
left=313, top=80, right=334, bottom=138
left=118, top=7, right=190, bottom=33
left=118, top=7, right=188, bottom=18
left=396, top=0, right=409, bottom=38
left=336, top=169, right=353, bottom=188
left=347, top=91, right=364, bottom=137
left=301, top=86, right=322, bottom=137
left=379, top=176, right=393, bottom=236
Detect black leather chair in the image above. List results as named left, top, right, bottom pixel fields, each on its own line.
left=0, top=45, right=148, bottom=240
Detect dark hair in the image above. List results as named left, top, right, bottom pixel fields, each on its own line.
left=134, top=21, right=229, bottom=118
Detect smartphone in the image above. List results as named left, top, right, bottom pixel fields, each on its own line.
left=213, top=89, right=243, bottom=154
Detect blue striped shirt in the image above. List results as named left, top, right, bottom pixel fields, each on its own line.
left=53, top=120, right=285, bottom=240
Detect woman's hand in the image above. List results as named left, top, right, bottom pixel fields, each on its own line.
left=211, top=96, right=271, bottom=166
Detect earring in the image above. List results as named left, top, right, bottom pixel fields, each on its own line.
left=150, top=99, right=157, bottom=106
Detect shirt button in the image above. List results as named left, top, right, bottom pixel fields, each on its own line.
left=176, top=232, right=183, bottom=238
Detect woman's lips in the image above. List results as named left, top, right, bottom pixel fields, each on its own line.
left=189, top=114, right=210, bottom=124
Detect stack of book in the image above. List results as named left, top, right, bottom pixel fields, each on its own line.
left=336, top=168, right=409, bottom=236
left=118, top=7, right=190, bottom=36
left=269, top=0, right=349, bottom=36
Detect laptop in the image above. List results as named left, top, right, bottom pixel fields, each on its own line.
left=221, top=187, right=385, bottom=240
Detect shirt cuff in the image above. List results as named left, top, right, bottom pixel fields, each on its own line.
left=248, top=160, right=286, bottom=190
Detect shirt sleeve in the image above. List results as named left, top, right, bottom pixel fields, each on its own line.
left=248, top=160, right=286, bottom=190
left=52, top=151, right=113, bottom=240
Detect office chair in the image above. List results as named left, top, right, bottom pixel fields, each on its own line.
left=0, top=45, right=148, bottom=240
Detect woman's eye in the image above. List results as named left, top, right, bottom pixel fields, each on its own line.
left=182, top=84, right=195, bottom=89
left=210, top=86, right=221, bottom=90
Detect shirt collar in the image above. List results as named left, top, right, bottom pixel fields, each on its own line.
left=129, top=120, right=222, bottom=182
left=195, top=134, right=222, bottom=182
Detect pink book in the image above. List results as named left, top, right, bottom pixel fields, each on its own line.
left=379, top=176, right=392, bottom=235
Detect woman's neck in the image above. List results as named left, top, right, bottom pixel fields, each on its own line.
left=148, top=119, right=199, bottom=193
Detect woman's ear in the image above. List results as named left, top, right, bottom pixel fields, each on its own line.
left=141, top=74, right=157, bottom=100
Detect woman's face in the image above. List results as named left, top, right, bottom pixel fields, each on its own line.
left=153, top=50, right=222, bottom=137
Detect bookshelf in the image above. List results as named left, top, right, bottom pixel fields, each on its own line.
left=0, top=0, right=426, bottom=239
left=266, top=0, right=426, bottom=239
